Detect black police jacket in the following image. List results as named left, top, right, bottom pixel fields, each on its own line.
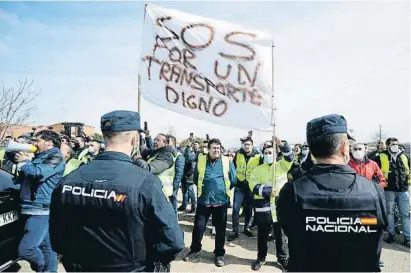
left=277, top=164, right=387, bottom=272
left=49, top=152, right=184, bottom=272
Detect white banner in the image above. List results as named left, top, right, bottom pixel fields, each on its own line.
left=139, top=4, right=274, bottom=131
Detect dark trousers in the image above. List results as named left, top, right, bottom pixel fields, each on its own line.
left=191, top=204, right=228, bottom=256
left=232, top=185, right=253, bottom=233
left=257, top=222, right=288, bottom=260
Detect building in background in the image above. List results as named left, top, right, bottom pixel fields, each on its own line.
left=0, top=122, right=95, bottom=140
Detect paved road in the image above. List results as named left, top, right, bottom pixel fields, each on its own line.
left=16, top=206, right=410, bottom=272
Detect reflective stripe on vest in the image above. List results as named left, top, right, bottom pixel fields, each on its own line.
left=380, top=153, right=410, bottom=182
left=148, top=152, right=177, bottom=197
left=248, top=159, right=292, bottom=221
left=197, top=155, right=231, bottom=198
left=255, top=207, right=271, bottom=212
left=235, top=153, right=261, bottom=182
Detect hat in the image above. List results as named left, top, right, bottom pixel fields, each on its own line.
left=306, top=114, right=355, bottom=140
left=101, top=110, right=144, bottom=132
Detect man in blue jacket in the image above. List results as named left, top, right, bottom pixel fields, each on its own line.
left=183, top=138, right=237, bottom=267
left=14, top=130, right=65, bottom=272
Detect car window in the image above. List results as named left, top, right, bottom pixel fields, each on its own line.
left=0, top=170, right=19, bottom=192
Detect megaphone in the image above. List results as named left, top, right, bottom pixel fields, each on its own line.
left=5, top=140, right=37, bottom=153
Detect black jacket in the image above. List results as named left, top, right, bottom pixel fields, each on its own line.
left=374, top=150, right=410, bottom=192
left=277, top=164, right=387, bottom=272
left=134, top=146, right=175, bottom=175
left=50, top=152, right=184, bottom=272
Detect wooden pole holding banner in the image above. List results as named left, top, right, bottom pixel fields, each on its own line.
left=134, top=4, right=148, bottom=159
left=138, top=3, right=148, bottom=114
left=270, top=41, right=278, bottom=196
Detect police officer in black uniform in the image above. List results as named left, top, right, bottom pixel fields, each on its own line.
left=49, top=110, right=184, bottom=272
left=277, top=114, right=387, bottom=272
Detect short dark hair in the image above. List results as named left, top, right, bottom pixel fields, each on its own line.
left=294, top=144, right=302, bottom=149
left=262, top=144, right=273, bottom=154
left=243, top=137, right=253, bottom=144
left=386, top=138, right=398, bottom=146
left=157, top=134, right=169, bottom=144
left=203, top=140, right=208, bottom=144
left=36, top=130, right=61, bottom=148
left=193, top=141, right=200, bottom=145
left=208, top=138, right=222, bottom=149
left=307, top=133, right=345, bottom=159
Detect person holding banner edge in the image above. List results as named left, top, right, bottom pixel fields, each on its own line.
left=248, top=137, right=293, bottom=271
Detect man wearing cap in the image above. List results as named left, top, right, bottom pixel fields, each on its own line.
left=49, top=110, right=184, bottom=272
left=277, top=114, right=387, bottom=272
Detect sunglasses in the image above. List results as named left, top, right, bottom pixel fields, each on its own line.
left=353, top=148, right=363, bottom=151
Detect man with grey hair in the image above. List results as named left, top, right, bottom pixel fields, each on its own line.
left=60, top=143, right=83, bottom=176
left=348, top=142, right=386, bottom=188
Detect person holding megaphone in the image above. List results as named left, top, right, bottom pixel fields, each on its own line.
left=3, top=136, right=37, bottom=175
left=12, top=130, right=66, bottom=273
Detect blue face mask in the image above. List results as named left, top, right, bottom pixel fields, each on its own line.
left=264, top=155, right=274, bottom=164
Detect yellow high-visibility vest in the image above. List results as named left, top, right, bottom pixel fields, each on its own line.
left=148, top=152, right=177, bottom=197
left=380, top=153, right=410, bottom=184
left=197, top=154, right=231, bottom=198
left=248, top=158, right=293, bottom=221
left=235, top=153, right=261, bottom=182
left=64, top=158, right=83, bottom=177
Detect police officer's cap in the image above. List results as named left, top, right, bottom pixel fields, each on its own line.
left=101, top=110, right=144, bottom=132
left=306, top=114, right=355, bottom=140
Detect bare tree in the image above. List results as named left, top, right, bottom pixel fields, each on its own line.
left=371, top=124, right=387, bottom=144
left=0, top=79, right=41, bottom=140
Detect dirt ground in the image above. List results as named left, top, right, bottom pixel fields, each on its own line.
left=16, top=197, right=411, bottom=272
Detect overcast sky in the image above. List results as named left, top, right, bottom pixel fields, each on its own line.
left=0, top=1, right=409, bottom=147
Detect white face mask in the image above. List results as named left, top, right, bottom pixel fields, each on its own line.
left=390, top=145, right=399, bottom=154
left=352, top=150, right=365, bottom=161
left=264, top=154, right=274, bottom=165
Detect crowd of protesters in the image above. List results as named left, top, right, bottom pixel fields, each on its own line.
left=0, top=124, right=409, bottom=272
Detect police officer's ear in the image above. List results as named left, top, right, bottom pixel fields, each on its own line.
left=131, top=132, right=139, bottom=146
left=341, top=137, right=351, bottom=158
